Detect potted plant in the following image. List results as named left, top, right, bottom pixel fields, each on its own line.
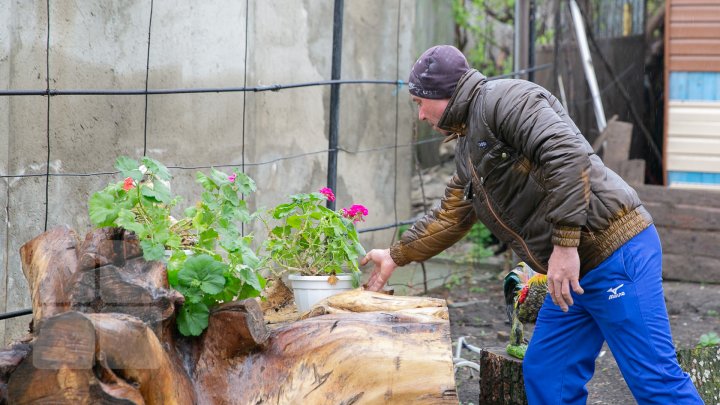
left=88, top=156, right=265, bottom=336
left=262, top=187, right=368, bottom=311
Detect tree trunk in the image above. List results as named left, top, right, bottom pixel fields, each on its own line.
left=479, top=347, right=527, bottom=405
left=4, top=227, right=458, bottom=404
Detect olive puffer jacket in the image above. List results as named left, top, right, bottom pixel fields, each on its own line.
left=390, top=69, right=652, bottom=276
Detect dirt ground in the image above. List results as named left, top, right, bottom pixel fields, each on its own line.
left=424, top=258, right=720, bottom=404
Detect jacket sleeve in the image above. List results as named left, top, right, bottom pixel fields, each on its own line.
left=486, top=82, right=591, bottom=247
left=389, top=171, right=476, bottom=266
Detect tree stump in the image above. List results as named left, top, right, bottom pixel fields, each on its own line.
left=479, top=347, right=527, bottom=405
left=2, top=227, right=458, bottom=404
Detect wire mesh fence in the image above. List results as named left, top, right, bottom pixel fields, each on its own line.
left=0, top=1, right=559, bottom=323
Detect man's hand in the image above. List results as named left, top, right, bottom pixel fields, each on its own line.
left=546, top=245, right=584, bottom=312
left=360, top=249, right=398, bottom=292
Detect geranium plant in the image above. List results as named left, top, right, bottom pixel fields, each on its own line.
left=262, top=187, right=368, bottom=286
left=88, top=156, right=265, bottom=336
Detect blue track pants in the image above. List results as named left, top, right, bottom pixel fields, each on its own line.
left=523, top=225, right=703, bottom=404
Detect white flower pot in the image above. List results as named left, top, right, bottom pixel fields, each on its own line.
left=288, top=274, right=354, bottom=312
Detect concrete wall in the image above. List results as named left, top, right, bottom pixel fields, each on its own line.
left=0, top=1, right=451, bottom=343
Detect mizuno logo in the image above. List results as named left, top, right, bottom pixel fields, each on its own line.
left=607, top=284, right=625, bottom=300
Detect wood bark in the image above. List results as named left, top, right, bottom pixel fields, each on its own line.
left=19, top=226, right=80, bottom=330
left=4, top=227, right=458, bottom=404
left=479, top=347, right=527, bottom=405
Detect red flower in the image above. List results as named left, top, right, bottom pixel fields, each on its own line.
left=228, top=173, right=237, bottom=183
left=123, top=177, right=135, bottom=191
left=341, top=204, right=369, bottom=223
left=318, top=187, right=335, bottom=202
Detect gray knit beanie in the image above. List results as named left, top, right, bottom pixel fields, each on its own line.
left=408, top=45, right=470, bottom=99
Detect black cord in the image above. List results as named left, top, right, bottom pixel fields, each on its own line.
left=0, top=79, right=406, bottom=97
left=43, top=0, right=51, bottom=232
left=143, top=0, right=155, bottom=157
left=391, top=0, right=401, bottom=245
left=0, top=136, right=446, bottom=179
left=241, top=0, right=250, bottom=237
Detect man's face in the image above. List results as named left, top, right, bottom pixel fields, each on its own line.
left=411, top=96, right=450, bottom=135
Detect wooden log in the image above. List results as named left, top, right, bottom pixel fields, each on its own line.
left=68, top=259, right=183, bottom=326
left=19, top=226, right=80, bottom=329
left=656, top=227, right=720, bottom=258
left=663, top=253, right=720, bottom=283
left=198, top=299, right=269, bottom=361
left=302, top=288, right=447, bottom=320
left=479, top=347, right=527, bottom=405
left=193, top=311, right=457, bottom=405
left=7, top=311, right=196, bottom=405
left=676, top=345, right=720, bottom=404
left=644, top=203, right=720, bottom=232
left=76, top=227, right=143, bottom=271
left=66, top=228, right=183, bottom=327
left=0, top=342, right=32, bottom=404
left=636, top=184, right=720, bottom=210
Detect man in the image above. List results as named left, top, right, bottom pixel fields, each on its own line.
left=361, top=45, right=702, bottom=404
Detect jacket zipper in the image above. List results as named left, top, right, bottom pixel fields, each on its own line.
left=468, top=157, right=547, bottom=273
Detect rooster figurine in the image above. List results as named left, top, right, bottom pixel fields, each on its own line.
left=503, top=262, right=548, bottom=359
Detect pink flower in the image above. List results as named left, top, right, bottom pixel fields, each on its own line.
left=123, top=177, right=135, bottom=191
left=319, top=187, right=336, bottom=202
left=228, top=173, right=237, bottom=183
left=341, top=204, right=369, bottom=223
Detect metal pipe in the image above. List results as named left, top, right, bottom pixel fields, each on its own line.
left=0, top=308, right=32, bottom=321
left=327, top=0, right=344, bottom=211
left=569, top=0, right=607, bottom=133
left=528, top=0, right=536, bottom=82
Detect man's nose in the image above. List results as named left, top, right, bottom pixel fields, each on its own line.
left=418, top=109, right=425, bottom=121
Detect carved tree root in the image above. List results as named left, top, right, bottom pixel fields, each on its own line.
left=5, top=227, right=458, bottom=404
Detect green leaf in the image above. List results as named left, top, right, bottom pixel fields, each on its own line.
left=140, top=239, right=165, bottom=261
left=286, top=215, right=303, bottom=229
left=115, top=209, right=145, bottom=235
left=150, top=178, right=173, bottom=204
left=238, top=267, right=263, bottom=292
left=178, top=254, right=227, bottom=295
left=233, top=171, right=257, bottom=195
left=354, top=240, right=367, bottom=257
left=272, top=203, right=296, bottom=219
left=195, top=172, right=217, bottom=192
left=115, top=156, right=143, bottom=181
left=88, top=191, right=120, bottom=226
left=141, top=156, right=172, bottom=181
left=238, top=283, right=262, bottom=299
left=221, top=184, right=240, bottom=207
left=177, top=302, right=209, bottom=336
left=140, top=181, right=172, bottom=204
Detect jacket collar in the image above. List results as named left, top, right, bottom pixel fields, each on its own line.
left=437, top=69, right=487, bottom=140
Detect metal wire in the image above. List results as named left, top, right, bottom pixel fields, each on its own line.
left=0, top=79, right=406, bottom=97
left=0, top=45, right=552, bottom=320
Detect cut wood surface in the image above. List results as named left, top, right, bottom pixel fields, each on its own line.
left=4, top=227, right=458, bottom=404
